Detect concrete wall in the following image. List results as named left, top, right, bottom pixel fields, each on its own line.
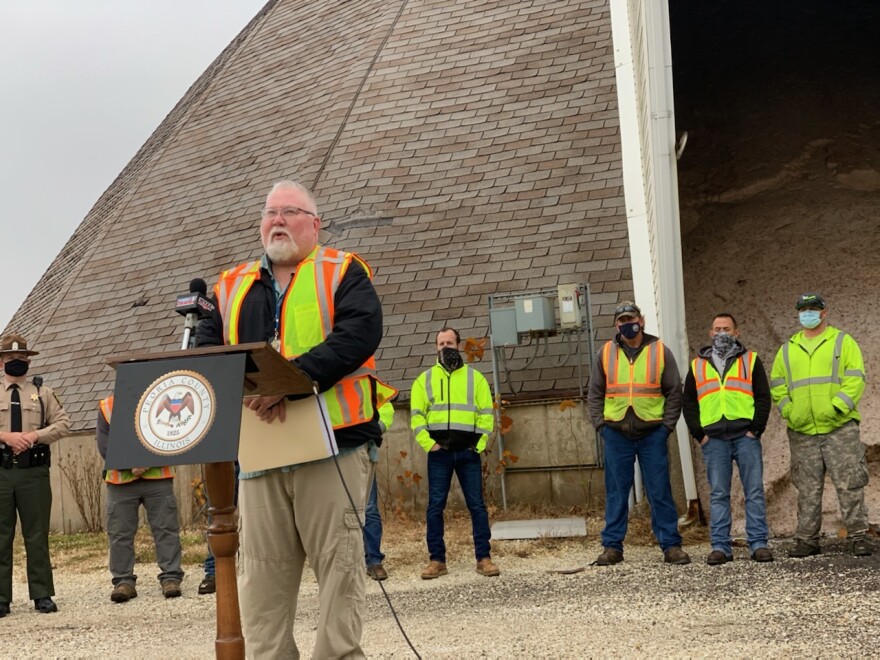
left=373, top=402, right=689, bottom=518
left=49, top=433, right=203, bottom=534
left=52, top=402, right=695, bottom=533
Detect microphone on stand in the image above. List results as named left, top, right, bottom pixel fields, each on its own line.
left=174, top=278, right=216, bottom=350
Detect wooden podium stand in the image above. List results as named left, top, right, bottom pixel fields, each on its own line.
left=107, top=343, right=314, bottom=659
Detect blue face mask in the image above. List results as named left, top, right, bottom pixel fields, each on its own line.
left=799, top=310, right=822, bottom=329
left=619, top=321, right=641, bottom=339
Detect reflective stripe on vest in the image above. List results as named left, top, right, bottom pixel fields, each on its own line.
left=417, top=365, right=494, bottom=436
left=214, top=261, right=262, bottom=346
left=775, top=330, right=863, bottom=414
left=99, top=396, right=174, bottom=484
left=216, top=246, right=380, bottom=430
left=691, top=352, right=757, bottom=427
left=601, top=340, right=665, bottom=422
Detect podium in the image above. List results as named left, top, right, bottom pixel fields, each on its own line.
left=107, top=343, right=314, bottom=660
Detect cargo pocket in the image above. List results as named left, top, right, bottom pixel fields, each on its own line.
left=844, top=444, right=870, bottom=490
left=335, top=508, right=362, bottom=573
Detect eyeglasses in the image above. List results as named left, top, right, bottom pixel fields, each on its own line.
left=261, top=206, right=317, bottom=220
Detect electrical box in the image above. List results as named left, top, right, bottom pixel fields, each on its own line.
left=489, top=307, right=519, bottom=346
left=515, top=296, right=556, bottom=334
left=557, top=283, right=582, bottom=329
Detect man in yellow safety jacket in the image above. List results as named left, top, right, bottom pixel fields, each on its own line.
left=682, top=313, right=772, bottom=565
left=771, top=293, right=871, bottom=558
left=411, top=327, right=498, bottom=579
left=96, top=395, right=183, bottom=603
left=195, top=179, right=385, bottom=658
left=587, top=302, right=689, bottom=566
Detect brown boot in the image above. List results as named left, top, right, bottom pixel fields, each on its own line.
left=420, top=560, right=448, bottom=580
left=110, top=583, right=137, bottom=603
left=161, top=579, right=182, bottom=598
left=594, top=547, right=624, bottom=566
left=367, top=564, right=388, bottom=581
left=663, top=546, right=691, bottom=565
left=476, top=557, right=500, bottom=577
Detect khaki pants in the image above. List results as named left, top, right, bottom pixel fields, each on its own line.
left=239, top=446, right=371, bottom=659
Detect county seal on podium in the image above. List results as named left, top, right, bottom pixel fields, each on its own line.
left=136, top=370, right=216, bottom=456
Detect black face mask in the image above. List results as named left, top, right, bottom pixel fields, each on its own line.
left=438, top=347, right=464, bottom=372
left=3, top=359, right=29, bottom=378
left=619, top=322, right=641, bottom=340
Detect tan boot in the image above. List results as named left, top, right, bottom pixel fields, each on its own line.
left=110, top=583, right=137, bottom=603
left=161, top=579, right=182, bottom=598
left=420, top=560, right=448, bottom=580
left=476, top=557, right=500, bottom=577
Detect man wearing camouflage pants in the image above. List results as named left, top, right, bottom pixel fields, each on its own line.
left=771, top=293, right=872, bottom=558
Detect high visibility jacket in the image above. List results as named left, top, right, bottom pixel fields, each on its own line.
left=410, top=364, right=494, bottom=453
left=691, top=351, right=757, bottom=428
left=99, top=396, right=174, bottom=484
left=601, top=339, right=666, bottom=422
left=770, top=326, right=865, bottom=435
left=376, top=381, right=398, bottom=433
left=214, top=245, right=383, bottom=431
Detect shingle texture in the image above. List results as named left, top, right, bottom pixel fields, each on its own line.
left=6, top=0, right=632, bottom=431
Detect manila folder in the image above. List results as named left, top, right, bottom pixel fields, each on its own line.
left=238, top=396, right=338, bottom=472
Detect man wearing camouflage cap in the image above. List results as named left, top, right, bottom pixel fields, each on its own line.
left=771, top=294, right=872, bottom=557
left=0, top=334, right=70, bottom=616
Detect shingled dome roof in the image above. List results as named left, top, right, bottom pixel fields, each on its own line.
left=6, top=0, right=632, bottom=431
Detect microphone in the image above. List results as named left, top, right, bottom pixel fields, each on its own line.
left=175, top=278, right=216, bottom=350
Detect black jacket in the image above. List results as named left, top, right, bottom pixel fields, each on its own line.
left=682, top=341, right=771, bottom=441
left=196, top=256, right=384, bottom=449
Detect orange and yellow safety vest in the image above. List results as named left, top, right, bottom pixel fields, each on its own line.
left=214, top=245, right=385, bottom=430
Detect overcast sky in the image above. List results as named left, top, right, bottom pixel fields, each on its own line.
left=0, top=0, right=267, bottom=331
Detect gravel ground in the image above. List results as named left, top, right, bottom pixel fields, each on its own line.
left=2, top=536, right=879, bottom=659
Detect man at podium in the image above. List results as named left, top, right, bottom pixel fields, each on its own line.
left=196, top=180, right=384, bottom=659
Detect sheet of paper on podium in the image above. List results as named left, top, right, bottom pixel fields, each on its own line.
left=237, top=396, right=338, bottom=472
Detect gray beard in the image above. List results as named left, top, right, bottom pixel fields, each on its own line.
left=265, top=238, right=299, bottom=264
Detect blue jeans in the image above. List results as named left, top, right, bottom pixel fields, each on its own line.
left=601, top=425, right=682, bottom=552
left=363, top=476, right=384, bottom=565
left=426, top=448, right=491, bottom=562
left=701, top=435, right=769, bottom=555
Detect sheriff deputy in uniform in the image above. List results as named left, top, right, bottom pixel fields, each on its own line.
left=0, top=334, right=70, bottom=616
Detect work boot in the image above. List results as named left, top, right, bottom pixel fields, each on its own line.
left=34, top=597, right=58, bottom=614
left=110, top=583, right=138, bottom=603
left=706, top=550, right=732, bottom=566
left=198, top=575, right=216, bottom=595
left=852, top=537, right=873, bottom=557
left=161, top=579, right=182, bottom=599
left=367, top=564, right=388, bottom=581
left=476, top=557, right=500, bottom=577
left=663, top=546, right=691, bottom=565
left=0, top=602, right=9, bottom=618
left=420, top=560, right=448, bottom=580
left=594, top=547, right=624, bottom=566
left=751, top=547, right=774, bottom=562
left=787, top=541, right=820, bottom=558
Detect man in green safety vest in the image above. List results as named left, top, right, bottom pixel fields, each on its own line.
left=683, top=313, right=773, bottom=565
left=771, top=293, right=872, bottom=558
